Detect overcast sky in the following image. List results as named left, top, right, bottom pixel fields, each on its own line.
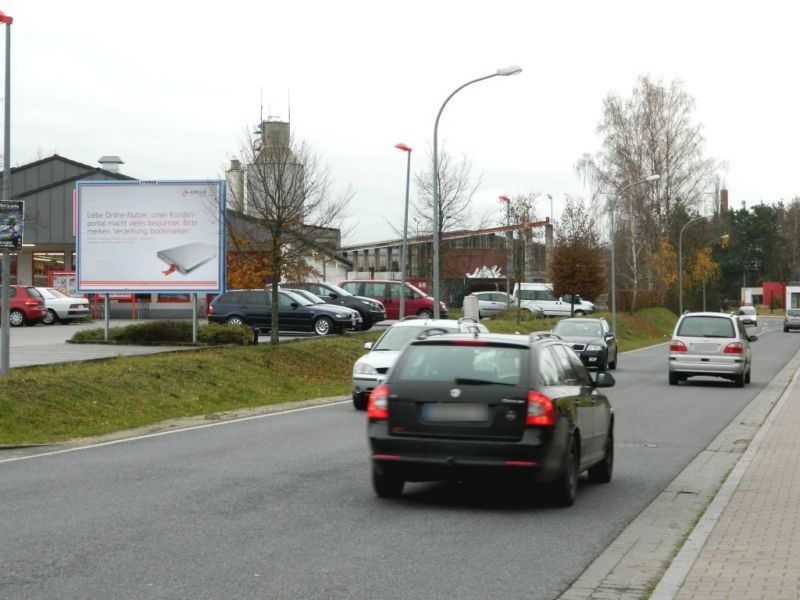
left=2, top=0, right=798, bottom=244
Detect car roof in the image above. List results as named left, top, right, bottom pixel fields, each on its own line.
left=389, top=317, right=485, bottom=330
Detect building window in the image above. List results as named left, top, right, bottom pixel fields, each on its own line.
left=33, top=252, right=65, bottom=287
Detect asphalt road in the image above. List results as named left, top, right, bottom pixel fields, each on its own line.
left=1, top=318, right=796, bottom=599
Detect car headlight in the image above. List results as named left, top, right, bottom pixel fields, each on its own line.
left=586, top=344, right=603, bottom=351
left=353, top=362, right=379, bottom=376
left=335, top=312, right=349, bottom=319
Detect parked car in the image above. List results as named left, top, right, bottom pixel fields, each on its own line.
left=512, top=282, right=595, bottom=316
left=207, top=289, right=360, bottom=335
left=668, top=311, right=757, bottom=387
left=339, top=279, right=447, bottom=320
left=736, top=305, right=758, bottom=327
left=289, top=281, right=386, bottom=330
left=467, top=290, right=544, bottom=318
left=34, top=287, right=91, bottom=325
left=784, top=308, right=800, bottom=332
left=551, top=317, right=618, bottom=370
left=367, top=331, right=616, bottom=506
left=1, top=285, right=47, bottom=327
left=352, top=317, right=488, bottom=410
left=282, top=287, right=364, bottom=329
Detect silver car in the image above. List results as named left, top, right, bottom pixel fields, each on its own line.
left=351, top=317, right=488, bottom=410
left=784, top=308, right=800, bottom=332
left=668, top=311, right=757, bottom=387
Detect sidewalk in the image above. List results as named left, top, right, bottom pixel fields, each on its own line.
left=652, top=367, right=800, bottom=599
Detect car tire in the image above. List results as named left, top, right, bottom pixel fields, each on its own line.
left=372, top=466, right=404, bottom=498
left=734, top=372, right=745, bottom=388
left=608, top=351, right=617, bottom=370
left=9, top=309, right=26, bottom=327
left=417, top=309, right=433, bottom=319
left=313, top=316, right=333, bottom=336
left=784, top=327, right=789, bottom=333
left=588, top=429, right=613, bottom=484
left=745, top=369, right=751, bottom=384
left=42, top=309, right=58, bottom=325
left=225, top=315, right=246, bottom=326
left=668, top=372, right=679, bottom=385
left=573, top=310, right=585, bottom=316
left=549, top=436, right=578, bottom=507
left=352, top=393, right=367, bottom=411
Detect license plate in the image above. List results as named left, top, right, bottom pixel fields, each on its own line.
left=421, top=403, right=489, bottom=422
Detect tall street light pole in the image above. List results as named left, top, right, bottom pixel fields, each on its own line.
left=499, top=194, right=511, bottom=298
left=678, top=215, right=709, bottom=314
left=394, top=143, right=412, bottom=319
left=610, top=174, right=660, bottom=336
left=1, top=10, right=12, bottom=377
left=431, top=65, right=522, bottom=318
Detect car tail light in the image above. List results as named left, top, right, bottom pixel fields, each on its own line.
left=669, top=340, right=688, bottom=352
left=208, top=305, right=216, bottom=315
left=449, top=339, right=487, bottom=346
left=724, top=342, right=744, bottom=354
left=526, top=391, right=554, bottom=426
left=367, top=384, right=390, bottom=420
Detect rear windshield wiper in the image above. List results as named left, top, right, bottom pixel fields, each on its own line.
left=454, top=377, right=514, bottom=386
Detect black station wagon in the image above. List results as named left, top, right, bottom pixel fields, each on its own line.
left=367, top=331, right=615, bottom=506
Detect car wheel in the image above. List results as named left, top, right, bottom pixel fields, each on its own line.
left=372, top=465, right=404, bottom=498
left=225, top=315, right=246, bottom=326
left=588, top=429, right=613, bottom=483
left=549, top=435, right=578, bottom=507
left=352, top=393, right=368, bottom=411
left=608, top=351, right=617, bottom=370
left=573, top=310, right=585, bottom=316
left=668, top=372, right=679, bottom=385
left=313, top=316, right=333, bottom=336
left=42, top=309, right=58, bottom=325
left=745, top=369, right=751, bottom=384
left=417, top=309, right=433, bottom=319
left=734, top=372, right=745, bottom=388
left=9, top=309, right=26, bottom=327
left=784, top=327, right=789, bottom=333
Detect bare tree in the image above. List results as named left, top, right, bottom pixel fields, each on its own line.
left=577, top=75, right=718, bottom=310
left=225, top=120, right=352, bottom=345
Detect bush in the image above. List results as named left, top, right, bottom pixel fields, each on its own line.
left=70, top=320, right=255, bottom=345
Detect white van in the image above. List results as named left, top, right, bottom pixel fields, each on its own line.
left=511, top=282, right=595, bottom=317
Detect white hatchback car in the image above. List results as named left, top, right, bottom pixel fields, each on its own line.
left=668, top=311, right=757, bottom=387
left=34, top=287, right=92, bottom=325
left=351, top=317, right=488, bottom=409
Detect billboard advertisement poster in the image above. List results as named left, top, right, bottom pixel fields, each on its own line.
left=0, top=200, right=23, bottom=250
left=76, top=180, right=225, bottom=293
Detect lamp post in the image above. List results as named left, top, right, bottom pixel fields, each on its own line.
left=1, top=10, right=12, bottom=377
left=678, top=215, right=710, bottom=314
left=431, top=65, right=522, bottom=318
left=394, top=143, right=412, bottom=319
left=610, top=174, right=660, bottom=335
left=498, top=194, right=512, bottom=299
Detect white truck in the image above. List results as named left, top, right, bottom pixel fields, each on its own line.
left=511, top=282, right=596, bottom=317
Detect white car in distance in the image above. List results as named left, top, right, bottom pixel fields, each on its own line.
left=34, top=287, right=92, bottom=325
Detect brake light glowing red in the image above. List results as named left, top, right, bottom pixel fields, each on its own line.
left=669, top=340, right=688, bottom=352
left=367, top=384, right=390, bottom=420
left=526, top=391, right=554, bottom=426
left=448, top=339, right=487, bottom=346
left=724, top=342, right=744, bottom=354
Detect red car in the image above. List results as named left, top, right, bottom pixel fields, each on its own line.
left=1, top=285, right=47, bottom=327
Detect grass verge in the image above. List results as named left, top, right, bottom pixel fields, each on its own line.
left=0, top=308, right=676, bottom=445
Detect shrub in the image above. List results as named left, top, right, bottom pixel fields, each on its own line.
left=70, top=320, right=255, bottom=345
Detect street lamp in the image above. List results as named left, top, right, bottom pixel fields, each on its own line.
left=610, top=174, right=660, bottom=335
left=394, top=143, right=412, bottom=319
left=678, top=215, right=710, bottom=314
left=431, top=65, right=522, bottom=318
left=1, top=10, right=12, bottom=377
left=499, top=194, right=512, bottom=298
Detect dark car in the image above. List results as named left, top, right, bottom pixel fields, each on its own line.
left=290, top=282, right=386, bottom=330
left=1, top=285, right=47, bottom=327
left=367, top=331, right=615, bottom=506
left=207, top=289, right=359, bottom=335
left=551, top=317, right=618, bottom=370
left=283, top=287, right=364, bottom=330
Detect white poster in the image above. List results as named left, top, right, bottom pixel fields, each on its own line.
left=76, top=180, right=225, bottom=293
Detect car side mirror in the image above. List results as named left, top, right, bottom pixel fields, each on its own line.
left=749, top=335, right=758, bottom=342
left=364, top=341, right=374, bottom=350
left=290, top=302, right=299, bottom=309
left=593, top=371, right=616, bottom=388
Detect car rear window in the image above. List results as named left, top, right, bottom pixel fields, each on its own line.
left=788, top=309, right=800, bottom=317
left=393, top=343, right=524, bottom=385
left=677, top=316, right=735, bottom=338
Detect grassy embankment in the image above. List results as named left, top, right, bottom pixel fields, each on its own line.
left=0, top=308, right=677, bottom=445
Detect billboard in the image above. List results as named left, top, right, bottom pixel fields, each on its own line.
left=0, top=200, right=23, bottom=250
left=76, top=180, right=225, bottom=293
